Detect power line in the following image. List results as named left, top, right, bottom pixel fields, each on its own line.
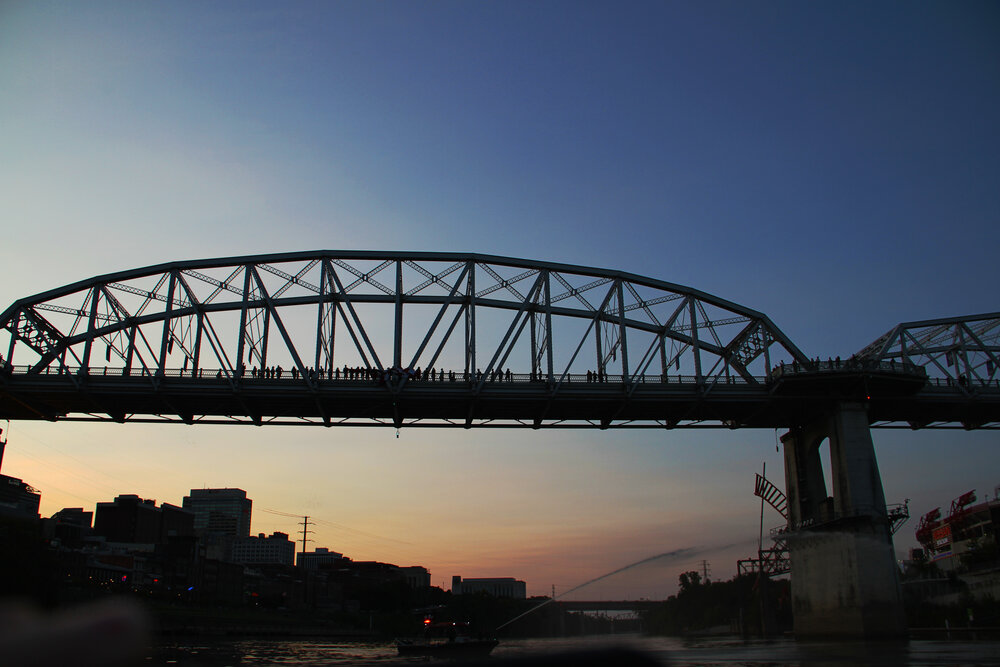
left=260, top=507, right=413, bottom=546
left=309, top=516, right=414, bottom=545
left=259, top=507, right=302, bottom=518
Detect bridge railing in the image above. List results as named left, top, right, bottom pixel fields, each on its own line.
left=7, top=360, right=998, bottom=394
left=923, top=376, right=1000, bottom=390
left=0, top=363, right=774, bottom=386
left=768, top=357, right=927, bottom=379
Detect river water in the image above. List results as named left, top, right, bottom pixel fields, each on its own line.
left=148, top=634, right=1000, bottom=666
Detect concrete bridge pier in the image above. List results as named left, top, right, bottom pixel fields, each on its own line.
left=781, top=402, right=905, bottom=638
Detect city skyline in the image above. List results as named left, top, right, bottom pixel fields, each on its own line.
left=2, top=1, right=999, bottom=599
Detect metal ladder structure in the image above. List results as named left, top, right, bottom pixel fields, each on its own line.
left=738, top=472, right=791, bottom=577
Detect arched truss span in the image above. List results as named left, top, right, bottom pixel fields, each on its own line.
left=0, top=251, right=811, bottom=382
left=0, top=251, right=810, bottom=427
left=856, top=313, right=1000, bottom=399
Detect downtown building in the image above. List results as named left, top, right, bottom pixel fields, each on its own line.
left=298, top=546, right=344, bottom=571
left=93, top=494, right=195, bottom=544
left=231, top=531, right=296, bottom=567
left=451, top=575, right=526, bottom=598
left=182, top=488, right=252, bottom=537
left=0, top=474, right=41, bottom=520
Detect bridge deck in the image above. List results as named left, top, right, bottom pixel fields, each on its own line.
left=2, top=365, right=997, bottom=428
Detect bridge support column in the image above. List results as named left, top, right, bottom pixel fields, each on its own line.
left=781, top=402, right=905, bottom=638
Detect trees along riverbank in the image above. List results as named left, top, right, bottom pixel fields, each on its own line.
left=641, top=572, right=792, bottom=637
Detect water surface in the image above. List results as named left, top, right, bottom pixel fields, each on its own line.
left=147, top=634, right=1000, bottom=666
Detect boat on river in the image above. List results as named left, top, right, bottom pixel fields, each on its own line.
left=396, top=621, right=499, bottom=658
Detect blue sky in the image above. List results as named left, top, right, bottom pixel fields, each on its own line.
left=1, top=1, right=998, bottom=598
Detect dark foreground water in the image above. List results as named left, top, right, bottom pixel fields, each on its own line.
left=147, top=634, right=1000, bottom=666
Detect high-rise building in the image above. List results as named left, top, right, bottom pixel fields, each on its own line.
left=182, top=488, right=252, bottom=537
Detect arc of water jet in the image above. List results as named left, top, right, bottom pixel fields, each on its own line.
left=495, top=547, right=696, bottom=632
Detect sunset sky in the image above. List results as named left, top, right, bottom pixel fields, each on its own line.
left=1, top=1, right=998, bottom=600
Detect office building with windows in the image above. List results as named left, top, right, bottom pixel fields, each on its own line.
left=231, top=531, right=295, bottom=567
left=451, top=575, right=526, bottom=598
left=182, top=488, right=252, bottom=537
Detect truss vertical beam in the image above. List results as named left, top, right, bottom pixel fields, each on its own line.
left=617, top=279, right=629, bottom=385
left=530, top=310, right=538, bottom=378
left=958, top=324, right=973, bottom=383
left=394, top=259, right=403, bottom=370
left=192, top=310, right=203, bottom=377
left=315, top=260, right=327, bottom=373
left=124, top=323, right=137, bottom=375
left=5, top=311, right=15, bottom=363
left=690, top=299, right=703, bottom=383
left=236, top=266, right=252, bottom=379
left=157, top=271, right=178, bottom=378
left=763, top=329, right=772, bottom=372
left=315, top=261, right=337, bottom=375
left=595, top=307, right=604, bottom=377
left=80, top=287, right=100, bottom=374
left=260, top=308, right=271, bottom=372
left=544, top=271, right=554, bottom=382
left=659, top=334, right=668, bottom=378
left=466, top=262, right=476, bottom=378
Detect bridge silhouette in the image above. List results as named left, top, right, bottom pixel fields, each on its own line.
left=0, top=251, right=998, bottom=428
left=555, top=600, right=658, bottom=613
left=2, top=250, right=999, bottom=637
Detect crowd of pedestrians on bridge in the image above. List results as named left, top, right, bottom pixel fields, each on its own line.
left=246, top=364, right=496, bottom=385
left=773, top=355, right=914, bottom=375
left=240, top=364, right=633, bottom=386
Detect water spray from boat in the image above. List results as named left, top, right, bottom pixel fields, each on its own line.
left=495, top=546, right=698, bottom=632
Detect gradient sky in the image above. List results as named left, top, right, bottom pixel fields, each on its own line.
left=1, top=1, right=998, bottom=600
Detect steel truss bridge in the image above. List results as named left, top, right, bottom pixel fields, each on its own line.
left=1, top=251, right=998, bottom=429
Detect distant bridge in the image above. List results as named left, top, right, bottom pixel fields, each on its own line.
left=556, top=600, right=659, bottom=613
left=0, top=251, right=997, bottom=429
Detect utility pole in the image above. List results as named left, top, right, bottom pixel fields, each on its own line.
left=298, top=515, right=311, bottom=560
left=701, top=559, right=711, bottom=583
